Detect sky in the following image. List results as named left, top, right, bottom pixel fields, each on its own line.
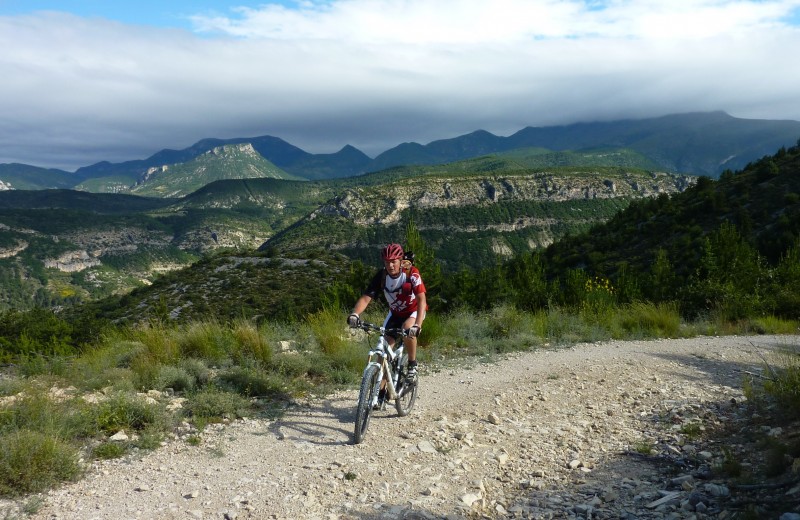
left=2, top=1, right=800, bottom=172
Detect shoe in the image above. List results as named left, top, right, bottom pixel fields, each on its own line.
left=407, top=364, right=418, bottom=383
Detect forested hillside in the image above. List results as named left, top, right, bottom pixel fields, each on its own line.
left=440, top=141, right=800, bottom=320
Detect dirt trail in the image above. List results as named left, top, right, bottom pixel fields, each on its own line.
left=23, top=335, right=800, bottom=519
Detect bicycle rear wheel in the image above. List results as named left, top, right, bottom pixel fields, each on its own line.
left=354, top=364, right=380, bottom=444
left=394, top=362, right=418, bottom=417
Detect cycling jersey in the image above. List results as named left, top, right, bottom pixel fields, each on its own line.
left=364, top=266, right=426, bottom=318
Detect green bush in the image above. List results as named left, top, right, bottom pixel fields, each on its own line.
left=179, top=358, right=211, bottom=387
left=488, top=304, right=526, bottom=339
left=217, top=367, right=284, bottom=397
left=91, top=441, right=128, bottom=460
left=763, top=350, right=800, bottom=418
left=93, top=394, right=168, bottom=435
left=154, top=365, right=195, bottom=393
left=183, top=387, right=251, bottom=424
left=178, top=320, right=233, bottom=363
left=0, top=392, right=96, bottom=441
left=0, top=430, right=82, bottom=496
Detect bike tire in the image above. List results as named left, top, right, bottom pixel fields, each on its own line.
left=354, top=364, right=380, bottom=444
left=394, top=361, right=418, bottom=417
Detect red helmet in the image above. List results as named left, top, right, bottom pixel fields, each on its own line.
left=381, top=243, right=404, bottom=260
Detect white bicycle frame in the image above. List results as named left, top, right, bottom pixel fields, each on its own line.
left=364, top=332, right=405, bottom=403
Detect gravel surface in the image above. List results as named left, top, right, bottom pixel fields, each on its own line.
left=11, top=334, right=800, bottom=519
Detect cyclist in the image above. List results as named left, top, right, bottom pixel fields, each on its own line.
left=347, top=243, right=427, bottom=400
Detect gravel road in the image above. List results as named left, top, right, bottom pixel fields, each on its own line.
left=19, top=335, right=800, bottom=519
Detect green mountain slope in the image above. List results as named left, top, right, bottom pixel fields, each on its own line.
left=0, top=151, right=695, bottom=313
left=498, top=147, right=661, bottom=170
left=126, top=144, right=302, bottom=197
left=536, top=143, right=800, bottom=313
left=69, top=251, right=350, bottom=324
left=0, top=164, right=76, bottom=190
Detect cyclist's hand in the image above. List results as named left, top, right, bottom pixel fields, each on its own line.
left=407, top=325, right=421, bottom=338
left=347, top=313, right=361, bottom=328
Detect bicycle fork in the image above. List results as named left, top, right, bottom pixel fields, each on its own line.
left=366, top=357, right=399, bottom=408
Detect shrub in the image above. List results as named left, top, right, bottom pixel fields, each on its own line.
left=763, top=350, right=800, bottom=419
left=178, top=358, right=211, bottom=387
left=93, top=394, right=168, bottom=435
left=416, top=312, right=442, bottom=348
left=488, top=304, right=526, bottom=339
left=217, top=367, right=284, bottom=398
left=125, top=323, right=179, bottom=365
left=68, top=341, right=144, bottom=391
left=91, top=441, right=127, bottom=460
left=0, top=392, right=96, bottom=441
left=0, top=430, right=82, bottom=496
left=183, top=387, right=251, bottom=425
left=154, top=365, right=195, bottom=393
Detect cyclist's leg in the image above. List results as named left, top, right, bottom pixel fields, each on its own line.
left=400, top=314, right=417, bottom=364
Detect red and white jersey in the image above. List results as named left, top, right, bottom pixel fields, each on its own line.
left=364, top=266, right=426, bottom=318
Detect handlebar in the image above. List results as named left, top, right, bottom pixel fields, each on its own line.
left=355, top=321, right=409, bottom=338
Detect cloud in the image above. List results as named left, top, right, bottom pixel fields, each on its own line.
left=1, top=1, right=800, bottom=171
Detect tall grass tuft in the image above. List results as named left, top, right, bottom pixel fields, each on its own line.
left=763, top=348, right=800, bottom=418
left=231, top=319, right=273, bottom=367
left=217, top=366, right=285, bottom=398
left=307, top=307, right=349, bottom=356
left=178, top=320, right=233, bottom=363
left=616, top=302, right=682, bottom=338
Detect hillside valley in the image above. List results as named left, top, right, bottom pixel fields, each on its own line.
left=0, top=160, right=693, bottom=314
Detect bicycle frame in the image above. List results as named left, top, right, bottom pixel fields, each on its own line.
left=364, top=333, right=404, bottom=401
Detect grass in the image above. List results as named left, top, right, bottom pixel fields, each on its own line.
left=0, top=305, right=797, bottom=498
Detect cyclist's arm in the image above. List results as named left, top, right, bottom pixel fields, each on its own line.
left=351, top=294, right=372, bottom=316
left=352, top=269, right=383, bottom=316
left=414, top=292, right=426, bottom=328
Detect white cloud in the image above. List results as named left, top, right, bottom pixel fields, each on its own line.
left=1, top=1, right=800, bottom=170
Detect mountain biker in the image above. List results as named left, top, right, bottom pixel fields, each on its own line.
left=347, top=243, right=427, bottom=401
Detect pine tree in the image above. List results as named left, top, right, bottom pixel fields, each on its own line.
left=404, top=218, right=443, bottom=309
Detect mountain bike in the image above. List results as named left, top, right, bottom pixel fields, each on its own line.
left=352, top=321, right=418, bottom=444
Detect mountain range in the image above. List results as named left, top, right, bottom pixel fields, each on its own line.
left=2, top=112, right=799, bottom=194
left=1, top=110, right=799, bottom=319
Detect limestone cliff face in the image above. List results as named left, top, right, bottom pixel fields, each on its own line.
left=43, top=250, right=101, bottom=272
left=314, top=171, right=694, bottom=226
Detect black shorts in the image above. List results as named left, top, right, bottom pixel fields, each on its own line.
left=382, top=313, right=412, bottom=339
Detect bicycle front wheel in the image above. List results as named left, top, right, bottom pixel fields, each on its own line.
left=354, top=364, right=380, bottom=444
